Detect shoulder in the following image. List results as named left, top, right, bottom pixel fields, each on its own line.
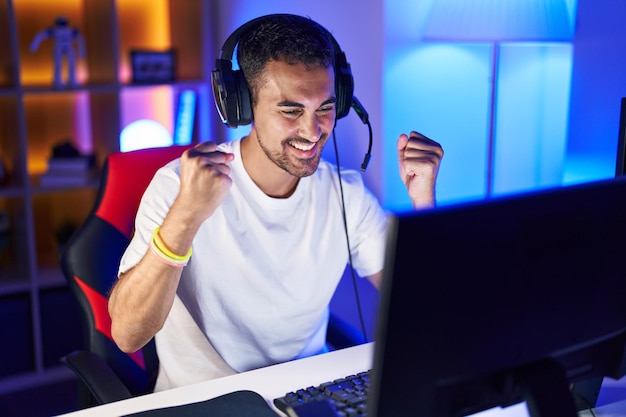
left=140, top=158, right=182, bottom=205
left=312, top=160, right=383, bottom=215
left=216, top=140, right=237, bottom=154
left=151, top=140, right=239, bottom=186
left=315, top=159, right=367, bottom=190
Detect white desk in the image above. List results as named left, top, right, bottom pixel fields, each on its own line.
left=57, top=343, right=375, bottom=417
left=55, top=343, right=626, bottom=417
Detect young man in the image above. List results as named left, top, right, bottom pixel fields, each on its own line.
left=108, top=14, right=443, bottom=391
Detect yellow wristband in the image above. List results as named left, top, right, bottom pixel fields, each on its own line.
left=150, top=239, right=189, bottom=267
left=152, top=226, right=192, bottom=262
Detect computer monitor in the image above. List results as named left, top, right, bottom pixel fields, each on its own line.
left=615, top=97, right=626, bottom=176
left=370, top=177, right=626, bottom=417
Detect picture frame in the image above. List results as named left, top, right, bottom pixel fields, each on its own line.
left=130, top=49, right=176, bottom=83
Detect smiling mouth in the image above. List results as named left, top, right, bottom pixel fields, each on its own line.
left=289, top=141, right=316, bottom=151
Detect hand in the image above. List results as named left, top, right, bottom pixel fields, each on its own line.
left=397, top=131, right=443, bottom=209
left=177, top=142, right=235, bottom=223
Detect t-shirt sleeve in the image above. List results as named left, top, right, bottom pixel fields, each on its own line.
left=341, top=171, right=389, bottom=278
left=118, top=162, right=182, bottom=276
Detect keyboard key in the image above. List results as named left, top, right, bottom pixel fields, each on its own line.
left=273, top=370, right=371, bottom=416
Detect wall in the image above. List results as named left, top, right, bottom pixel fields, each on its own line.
left=564, top=0, right=626, bottom=183
left=209, top=1, right=384, bottom=199
left=383, top=1, right=578, bottom=210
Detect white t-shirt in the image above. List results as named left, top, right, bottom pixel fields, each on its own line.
left=119, top=139, right=388, bottom=391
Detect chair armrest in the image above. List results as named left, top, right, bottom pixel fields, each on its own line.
left=61, top=350, right=133, bottom=405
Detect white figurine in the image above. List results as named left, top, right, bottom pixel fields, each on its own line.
left=30, top=16, right=86, bottom=87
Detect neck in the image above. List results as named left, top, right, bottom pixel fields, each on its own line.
left=240, top=133, right=299, bottom=198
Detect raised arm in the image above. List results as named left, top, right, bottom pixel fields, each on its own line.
left=108, top=142, right=234, bottom=353
left=396, top=131, right=444, bottom=209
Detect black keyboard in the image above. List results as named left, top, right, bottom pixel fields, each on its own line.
left=273, top=370, right=371, bottom=416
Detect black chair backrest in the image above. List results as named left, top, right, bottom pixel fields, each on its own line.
left=60, top=145, right=192, bottom=396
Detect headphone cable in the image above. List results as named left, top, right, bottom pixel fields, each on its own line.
left=332, top=129, right=370, bottom=344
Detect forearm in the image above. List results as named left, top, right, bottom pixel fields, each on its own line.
left=411, top=187, right=436, bottom=210
left=109, top=202, right=202, bottom=353
left=109, top=254, right=182, bottom=353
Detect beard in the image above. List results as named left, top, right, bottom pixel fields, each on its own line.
left=256, top=134, right=328, bottom=178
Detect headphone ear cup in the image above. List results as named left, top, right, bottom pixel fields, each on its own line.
left=334, top=51, right=354, bottom=120
left=212, top=59, right=237, bottom=128
left=233, top=70, right=252, bottom=126
left=212, top=60, right=252, bottom=128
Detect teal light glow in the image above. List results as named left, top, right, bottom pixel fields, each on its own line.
left=423, top=0, right=575, bottom=41
left=383, top=0, right=577, bottom=210
left=384, top=43, right=493, bottom=210
left=493, top=43, right=573, bottom=196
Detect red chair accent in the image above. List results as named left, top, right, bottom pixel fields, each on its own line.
left=60, top=145, right=192, bottom=406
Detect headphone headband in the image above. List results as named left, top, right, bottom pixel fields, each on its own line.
left=211, top=14, right=355, bottom=128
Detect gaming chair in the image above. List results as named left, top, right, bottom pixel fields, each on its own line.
left=59, top=145, right=193, bottom=406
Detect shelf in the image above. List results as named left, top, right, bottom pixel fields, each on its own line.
left=21, top=84, right=119, bottom=95
left=0, top=0, right=214, bottom=394
left=32, top=179, right=100, bottom=194
left=37, top=266, right=67, bottom=290
left=120, top=79, right=207, bottom=89
left=0, top=186, right=26, bottom=198
left=0, top=273, right=30, bottom=296
left=0, top=88, right=19, bottom=96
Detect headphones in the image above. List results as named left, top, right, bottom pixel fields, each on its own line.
left=211, top=14, right=355, bottom=128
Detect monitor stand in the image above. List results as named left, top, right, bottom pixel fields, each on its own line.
left=517, top=360, right=578, bottom=417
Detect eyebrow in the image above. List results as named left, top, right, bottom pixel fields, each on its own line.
left=277, top=97, right=336, bottom=108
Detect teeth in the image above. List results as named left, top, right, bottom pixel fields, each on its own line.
left=290, top=142, right=315, bottom=151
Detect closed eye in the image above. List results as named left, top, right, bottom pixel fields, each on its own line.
left=317, top=105, right=334, bottom=115
left=281, top=109, right=303, bottom=117
left=277, top=98, right=335, bottom=118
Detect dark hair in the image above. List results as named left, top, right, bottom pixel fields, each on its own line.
left=237, top=14, right=335, bottom=105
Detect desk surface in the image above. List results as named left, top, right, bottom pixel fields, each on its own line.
left=57, top=343, right=375, bottom=417
left=56, top=343, right=626, bottom=417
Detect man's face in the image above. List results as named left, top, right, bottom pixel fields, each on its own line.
left=251, top=60, right=336, bottom=178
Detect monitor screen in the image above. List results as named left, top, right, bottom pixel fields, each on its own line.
left=615, top=97, right=626, bottom=176
left=370, top=177, right=626, bottom=417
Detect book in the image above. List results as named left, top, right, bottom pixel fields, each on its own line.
left=39, top=169, right=98, bottom=188
left=46, top=155, right=96, bottom=174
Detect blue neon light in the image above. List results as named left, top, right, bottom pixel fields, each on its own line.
left=174, top=89, right=197, bottom=145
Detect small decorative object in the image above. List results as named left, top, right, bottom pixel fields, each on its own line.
left=39, top=140, right=97, bottom=187
left=131, top=49, right=176, bottom=83
left=30, top=16, right=86, bottom=88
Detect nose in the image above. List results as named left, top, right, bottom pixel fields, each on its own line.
left=298, top=113, right=322, bottom=142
